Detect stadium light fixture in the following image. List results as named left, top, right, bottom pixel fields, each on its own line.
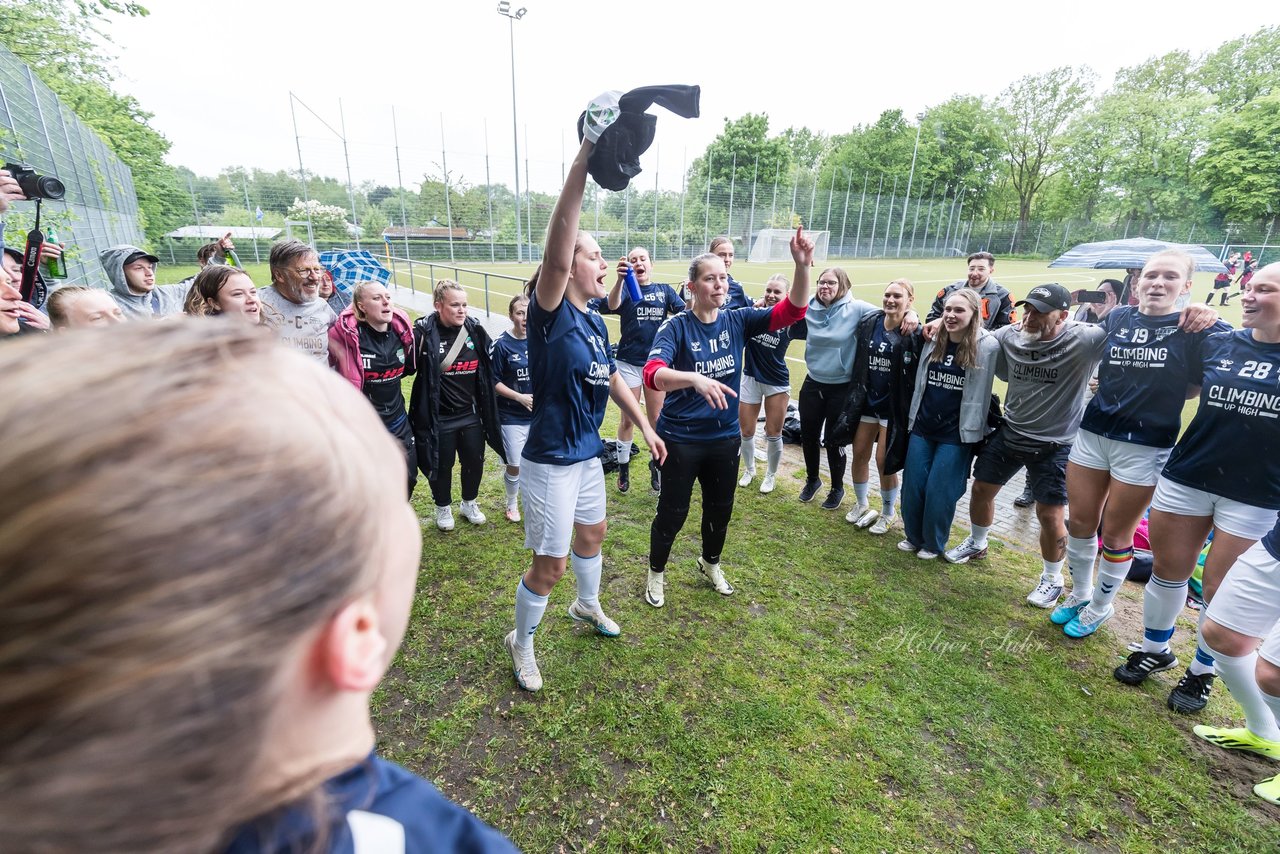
left=497, top=3, right=529, bottom=261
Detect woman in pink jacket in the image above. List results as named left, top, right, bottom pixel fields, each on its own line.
left=329, top=281, right=418, bottom=497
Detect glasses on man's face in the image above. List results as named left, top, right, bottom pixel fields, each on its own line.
left=292, top=267, right=325, bottom=278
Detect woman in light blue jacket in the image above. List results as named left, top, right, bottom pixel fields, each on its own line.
left=899, top=288, right=999, bottom=559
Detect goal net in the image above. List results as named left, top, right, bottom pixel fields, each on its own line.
left=749, top=229, right=830, bottom=264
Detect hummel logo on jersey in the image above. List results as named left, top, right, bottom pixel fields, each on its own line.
left=690, top=341, right=702, bottom=351
left=1219, top=359, right=1235, bottom=370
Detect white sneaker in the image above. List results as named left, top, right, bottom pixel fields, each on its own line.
left=738, top=468, right=755, bottom=488
left=1027, top=578, right=1065, bottom=609
left=435, top=505, right=454, bottom=531
left=917, top=549, right=939, bottom=560
left=943, top=537, right=988, bottom=564
left=759, top=473, right=777, bottom=494
left=568, top=600, right=620, bottom=636
left=504, top=505, right=521, bottom=523
left=869, top=514, right=896, bottom=535
left=845, top=505, right=878, bottom=528
left=897, top=539, right=919, bottom=553
left=698, top=557, right=734, bottom=596
left=503, top=630, right=542, bottom=692
left=459, top=500, right=486, bottom=525
left=645, top=570, right=665, bottom=608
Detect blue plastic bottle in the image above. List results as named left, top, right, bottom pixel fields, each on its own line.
left=623, top=267, right=643, bottom=302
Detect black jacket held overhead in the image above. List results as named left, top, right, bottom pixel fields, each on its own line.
left=408, top=315, right=506, bottom=481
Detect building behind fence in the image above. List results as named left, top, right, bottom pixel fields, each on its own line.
left=0, top=43, right=145, bottom=290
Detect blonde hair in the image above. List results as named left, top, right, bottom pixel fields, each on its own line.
left=933, top=287, right=982, bottom=369
left=45, top=285, right=95, bottom=327
left=433, top=278, right=466, bottom=305
left=352, top=281, right=386, bottom=322
left=0, top=321, right=389, bottom=851
left=887, top=278, right=915, bottom=304
left=1142, top=249, right=1195, bottom=280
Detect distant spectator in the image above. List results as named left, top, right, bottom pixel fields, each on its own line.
left=47, top=286, right=125, bottom=329
left=926, top=252, right=1016, bottom=329
left=1074, top=279, right=1120, bottom=324
left=1207, top=252, right=1241, bottom=305
left=319, top=270, right=352, bottom=315
left=258, top=239, right=336, bottom=364
left=100, top=245, right=188, bottom=319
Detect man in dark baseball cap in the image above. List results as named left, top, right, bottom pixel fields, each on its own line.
left=1016, top=283, right=1072, bottom=315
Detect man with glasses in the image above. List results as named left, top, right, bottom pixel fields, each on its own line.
left=259, top=239, right=337, bottom=364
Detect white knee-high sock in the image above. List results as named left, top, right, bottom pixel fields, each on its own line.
left=765, top=436, right=783, bottom=476
left=1141, top=576, right=1187, bottom=653
left=1262, top=690, right=1280, bottom=742
left=741, top=435, right=756, bottom=472
left=1067, top=535, right=1099, bottom=597
left=573, top=551, right=602, bottom=609
left=853, top=481, right=869, bottom=505
left=514, top=579, right=548, bottom=651
left=504, top=473, right=520, bottom=507
left=1202, top=636, right=1280, bottom=740
left=616, top=436, right=631, bottom=465
left=880, top=485, right=900, bottom=519
left=1091, top=545, right=1133, bottom=611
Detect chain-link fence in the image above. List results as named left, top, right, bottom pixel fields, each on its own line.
left=0, top=43, right=145, bottom=290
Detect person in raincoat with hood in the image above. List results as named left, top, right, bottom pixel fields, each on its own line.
left=100, top=245, right=189, bottom=320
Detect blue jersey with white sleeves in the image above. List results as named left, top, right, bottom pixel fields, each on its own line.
left=1162, top=330, right=1280, bottom=508
left=649, top=306, right=775, bottom=443
left=489, top=331, right=533, bottom=426
left=523, top=297, right=616, bottom=465
left=1081, top=306, right=1230, bottom=447
left=599, top=282, right=685, bottom=365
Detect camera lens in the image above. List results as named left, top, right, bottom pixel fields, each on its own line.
left=35, top=175, right=65, bottom=200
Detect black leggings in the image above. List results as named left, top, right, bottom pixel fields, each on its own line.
left=649, top=436, right=739, bottom=571
left=385, top=413, right=418, bottom=499
left=798, top=376, right=851, bottom=485
left=426, top=417, right=485, bottom=506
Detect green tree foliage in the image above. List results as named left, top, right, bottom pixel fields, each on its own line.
left=1197, top=25, right=1280, bottom=113
left=995, top=66, right=1095, bottom=236
left=0, top=1, right=190, bottom=241
left=1198, top=93, right=1280, bottom=225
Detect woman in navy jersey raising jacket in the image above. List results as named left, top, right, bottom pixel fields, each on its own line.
left=641, top=229, right=811, bottom=608
left=1113, top=262, right=1280, bottom=715
left=504, top=101, right=666, bottom=693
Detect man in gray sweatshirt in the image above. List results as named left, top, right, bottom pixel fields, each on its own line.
left=943, top=284, right=1108, bottom=610
left=100, top=245, right=190, bottom=320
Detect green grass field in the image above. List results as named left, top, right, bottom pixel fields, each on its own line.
left=160, top=255, right=1273, bottom=850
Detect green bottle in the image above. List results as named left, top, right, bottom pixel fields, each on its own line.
left=43, top=227, right=68, bottom=279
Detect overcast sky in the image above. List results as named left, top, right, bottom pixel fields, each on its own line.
left=103, top=0, right=1275, bottom=196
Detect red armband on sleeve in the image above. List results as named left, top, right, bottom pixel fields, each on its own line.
left=643, top=358, right=668, bottom=390
left=768, top=298, right=808, bottom=332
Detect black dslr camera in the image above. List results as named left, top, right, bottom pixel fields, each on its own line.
left=2, top=162, right=66, bottom=200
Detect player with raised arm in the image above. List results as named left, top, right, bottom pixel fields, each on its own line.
left=504, top=99, right=667, bottom=692
left=641, top=229, right=811, bottom=607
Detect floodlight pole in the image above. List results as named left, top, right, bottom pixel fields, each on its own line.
left=498, top=4, right=528, bottom=263
left=897, top=113, right=924, bottom=257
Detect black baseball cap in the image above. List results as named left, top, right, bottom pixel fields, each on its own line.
left=1016, top=283, right=1071, bottom=313
left=123, top=250, right=160, bottom=267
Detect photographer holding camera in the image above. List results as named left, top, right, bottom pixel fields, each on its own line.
left=0, top=168, right=24, bottom=212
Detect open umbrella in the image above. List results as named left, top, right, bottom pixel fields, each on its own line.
left=317, top=250, right=392, bottom=294
left=1049, top=237, right=1227, bottom=274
